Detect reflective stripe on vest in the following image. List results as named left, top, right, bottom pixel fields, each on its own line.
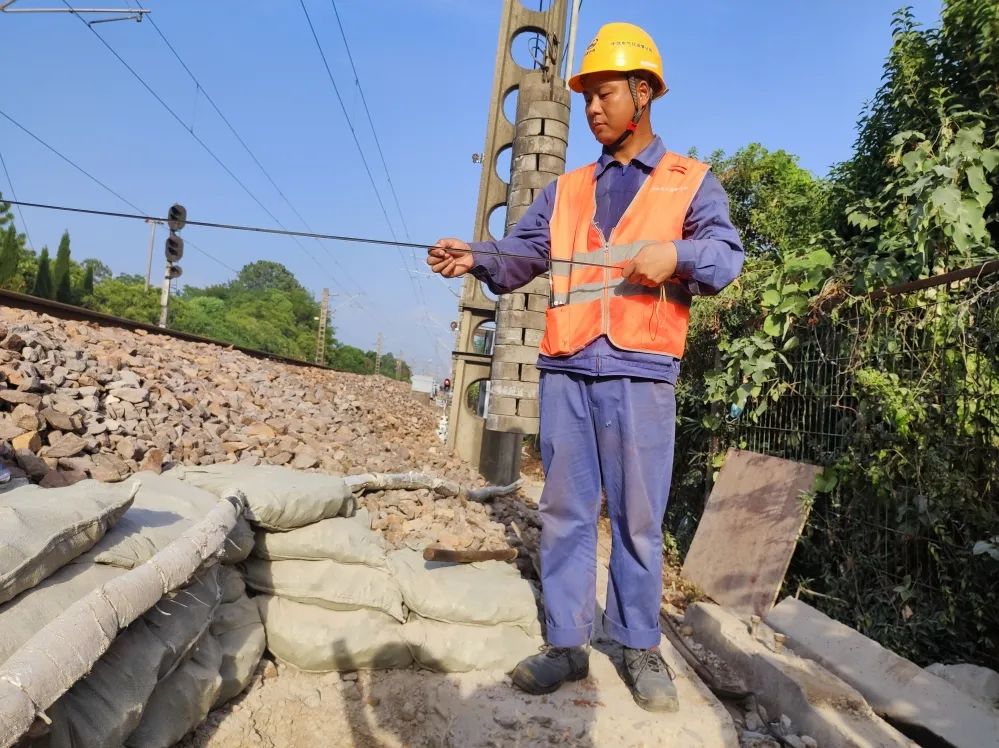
left=540, top=151, right=708, bottom=359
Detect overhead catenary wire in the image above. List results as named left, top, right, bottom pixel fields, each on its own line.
left=325, top=0, right=433, bottom=316
left=139, top=8, right=368, bottom=296
left=328, top=0, right=410, bottom=240
left=0, top=108, right=237, bottom=273
left=299, top=0, right=448, bottom=350
left=0, top=145, right=34, bottom=250
left=297, top=3, right=427, bottom=293
left=59, top=0, right=342, bottom=287
left=1, top=198, right=617, bottom=270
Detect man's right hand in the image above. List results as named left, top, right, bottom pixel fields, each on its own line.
left=427, top=238, right=474, bottom=278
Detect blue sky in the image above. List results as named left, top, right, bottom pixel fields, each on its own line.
left=0, top=0, right=942, bottom=376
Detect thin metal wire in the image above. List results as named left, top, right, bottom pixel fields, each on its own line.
left=0, top=146, right=33, bottom=250
left=0, top=198, right=617, bottom=270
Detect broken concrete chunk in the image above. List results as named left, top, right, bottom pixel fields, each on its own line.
left=766, top=597, right=999, bottom=748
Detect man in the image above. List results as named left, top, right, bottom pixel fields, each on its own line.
left=427, top=22, right=744, bottom=712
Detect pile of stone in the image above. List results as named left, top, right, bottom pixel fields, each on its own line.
left=0, top=308, right=480, bottom=488
left=736, top=697, right=818, bottom=748
left=0, top=309, right=546, bottom=550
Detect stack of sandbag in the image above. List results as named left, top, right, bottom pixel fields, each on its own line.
left=0, top=479, right=137, bottom=662
left=0, top=473, right=259, bottom=748
left=249, top=508, right=414, bottom=672
left=390, top=549, right=543, bottom=672
left=0, top=479, right=134, bottom=606
left=175, top=462, right=411, bottom=673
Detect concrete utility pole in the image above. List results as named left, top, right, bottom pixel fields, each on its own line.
left=395, top=358, right=402, bottom=379
left=374, top=332, right=383, bottom=376
left=447, top=0, right=571, bottom=484
left=144, top=219, right=159, bottom=291
left=315, top=288, right=330, bottom=364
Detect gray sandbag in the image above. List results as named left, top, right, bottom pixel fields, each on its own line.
left=218, top=515, right=255, bottom=565
left=0, top=562, right=125, bottom=666
left=252, top=508, right=387, bottom=567
left=77, top=472, right=220, bottom=569
left=219, top=564, right=246, bottom=604
left=257, top=595, right=412, bottom=672
left=42, top=566, right=221, bottom=748
left=389, top=549, right=538, bottom=627
left=211, top=591, right=266, bottom=706
left=176, top=463, right=354, bottom=530
left=402, top=615, right=544, bottom=673
left=0, top=480, right=134, bottom=604
left=244, top=557, right=404, bottom=621
left=125, top=630, right=223, bottom=747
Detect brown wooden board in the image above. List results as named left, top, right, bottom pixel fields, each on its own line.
left=681, top=449, right=821, bottom=616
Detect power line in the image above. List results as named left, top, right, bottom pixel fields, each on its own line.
left=328, top=0, right=410, bottom=240
left=298, top=0, right=396, bottom=241
left=0, top=108, right=237, bottom=273
left=298, top=0, right=432, bottom=340
left=327, top=0, right=440, bottom=327
left=59, top=0, right=335, bottom=285
left=0, top=146, right=34, bottom=250
left=139, top=9, right=366, bottom=295
left=0, top=198, right=615, bottom=270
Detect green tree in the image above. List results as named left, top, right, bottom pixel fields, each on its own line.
left=329, top=344, right=373, bottom=374
left=53, top=231, right=73, bottom=303
left=79, top=264, right=95, bottom=299
left=84, top=277, right=162, bottom=324
left=708, top=144, right=828, bottom=259
left=32, top=247, right=53, bottom=299
left=0, top=225, right=18, bottom=286
left=80, top=258, right=112, bottom=284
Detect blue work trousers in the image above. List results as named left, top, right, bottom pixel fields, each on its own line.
left=537, top=371, right=676, bottom=649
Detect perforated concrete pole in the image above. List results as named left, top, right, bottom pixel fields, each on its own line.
left=446, top=0, right=569, bottom=476
left=486, top=70, right=569, bottom=435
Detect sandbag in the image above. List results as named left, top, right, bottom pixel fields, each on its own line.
left=177, top=463, right=354, bottom=529
left=402, top=615, right=543, bottom=673
left=77, top=472, right=221, bottom=569
left=0, top=562, right=125, bottom=666
left=252, top=508, right=386, bottom=567
left=258, top=595, right=412, bottom=672
left=219, top=565, right=246, bottom=604
left=218, top=515, right=255, bottom=565
left=244, top=557, right=404, bottom=621
left=211, top=592, right=266, bottom=707
left=389, top=549, right=538, bottom=627
left=42, top=566, right=221, bottom=748
left=125, top=631, right=223, bottom=748
left=0, top=480, right=134, bottom=604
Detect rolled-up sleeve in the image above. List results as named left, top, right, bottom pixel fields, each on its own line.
left=468, top=182, right=555, bottom=295
left=672, top=171, right=744, bottom=296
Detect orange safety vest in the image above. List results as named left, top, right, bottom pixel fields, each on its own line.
left=540, top=151, right=709, bottom=359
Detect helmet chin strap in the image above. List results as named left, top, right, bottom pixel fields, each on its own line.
left=608, top=74, right=646, bottom=151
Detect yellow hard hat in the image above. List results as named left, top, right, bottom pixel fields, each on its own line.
left=568, top=22, right=667, bottom=98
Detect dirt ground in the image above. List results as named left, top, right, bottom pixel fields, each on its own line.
left=179, top=489, right=737, bottom=748
left=181, top=623, right=736, bottom=748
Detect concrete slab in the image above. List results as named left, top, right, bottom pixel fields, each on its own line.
left=767, top=597, right=999, bottom=748
left=685, top=602, right=915, bottom=748
left=681, top=449, right=821, bottom=616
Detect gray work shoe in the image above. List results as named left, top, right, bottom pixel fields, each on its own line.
left=623, top=647, right=679, bottom=712
left=511, top=645, right=589, bottom=695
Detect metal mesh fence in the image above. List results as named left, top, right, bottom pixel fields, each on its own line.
left=720, top=261, right=999, bottom=666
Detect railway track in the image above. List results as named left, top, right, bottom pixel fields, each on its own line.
left=0, top=288, right=328, bottom=370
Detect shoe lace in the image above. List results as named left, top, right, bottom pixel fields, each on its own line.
left=636, top=648, right=676, bottom=680
left=540, top=644, right=570, bottom=659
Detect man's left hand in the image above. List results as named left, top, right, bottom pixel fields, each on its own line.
left=620, top=241, right=678, bottom=287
